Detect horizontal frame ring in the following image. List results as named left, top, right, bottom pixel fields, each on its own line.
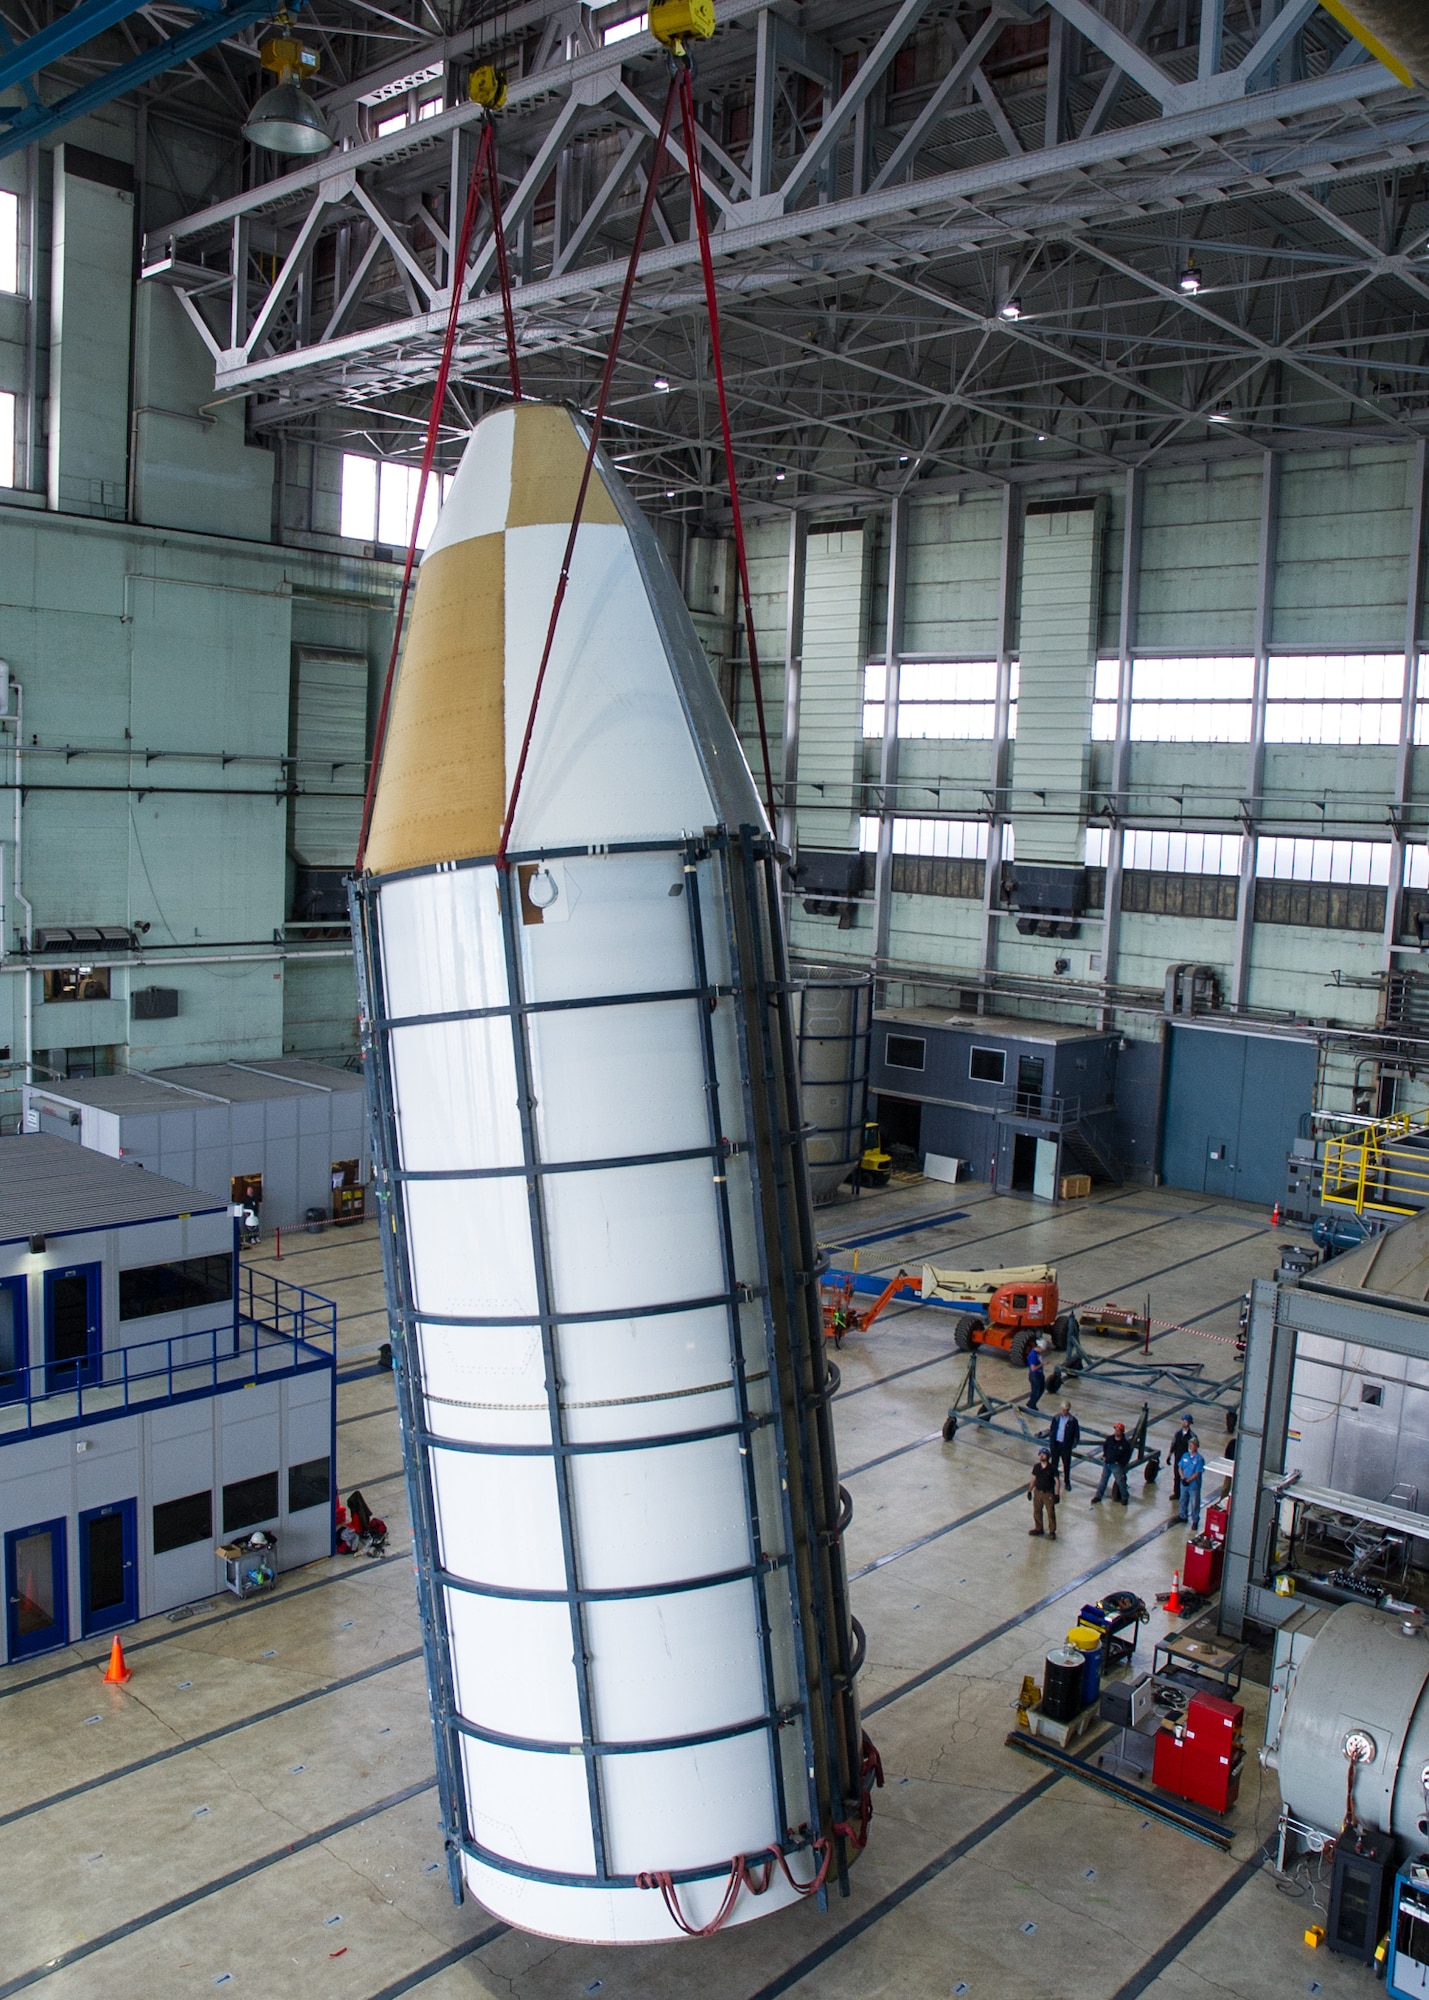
left=434, top=1556, right=787, bottom=1605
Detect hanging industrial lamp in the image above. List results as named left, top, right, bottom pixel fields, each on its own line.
left=1178, top=252, right=1203, bottom=295
left=243, top=11, right=332, bottom=156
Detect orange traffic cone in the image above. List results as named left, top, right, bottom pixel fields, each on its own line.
left=1165, top=1570, right=1184, bottom=1617
left=102, top=1635, right=132, bottom=1684
left=1270, top=1202, right=1281, bottom=1227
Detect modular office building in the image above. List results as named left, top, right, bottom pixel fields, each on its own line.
left=22, top=1058, right=370, bottom=1232
left=0, top=1135, right=336, bottom=1664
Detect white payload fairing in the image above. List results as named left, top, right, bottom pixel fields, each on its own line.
left=351, top=403, right=868, bottom=1945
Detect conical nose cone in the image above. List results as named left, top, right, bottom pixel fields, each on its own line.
left=364, top=404, right=619, bottom=877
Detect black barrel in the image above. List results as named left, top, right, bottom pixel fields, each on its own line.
left=1041, top=1645, right=1087, bottom=1722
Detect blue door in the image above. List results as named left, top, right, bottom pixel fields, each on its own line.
left=5, top=1518, right=68, bottom=1661
left=0, top=1273, right=27, bottom=1404
left=79, top=1499, right=137, bottom=1637
left=44, top=1263, right=101, bottom=1391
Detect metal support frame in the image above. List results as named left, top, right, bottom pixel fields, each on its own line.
left=139, top=0, right=1418, bottom=444
left=1383, top=436, right=1427, bottom=972
left=871, top=493, right=908, bottom=977
left=351, top=877, right=471, bottom=1906
left=1230, top=450, right=1281, bottom=1013
left=0, top=0, right=273, bottom=162
left=350, top=828, right=864, bottom=1903
left=1216, top=1269, right=1429, bottom=1639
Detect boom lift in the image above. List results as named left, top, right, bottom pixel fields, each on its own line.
left=821, top=1261, right=1151, bottom=1361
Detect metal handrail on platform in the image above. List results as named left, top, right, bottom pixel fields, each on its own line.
left=0, top=1269, right=336, bottom=1441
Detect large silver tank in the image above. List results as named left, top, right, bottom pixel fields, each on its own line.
left=1277, top=1602, right=1429, bottom=1842
left=791, top=967, right=873, bottom=1202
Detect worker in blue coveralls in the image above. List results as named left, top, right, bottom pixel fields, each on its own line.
left=1178, top=1434, right=1207, bottom=1530
left=1025, top=1340, right=1047, bottom=1411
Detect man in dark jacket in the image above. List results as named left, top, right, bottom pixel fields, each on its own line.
left=1047, top=1401, right=1080, bottom=1490
left=1027, top=1450, right=1059, bottom=1539
left=1167, top=1415, right=1195, bottom=1506
left=1090, top=1422, right=1133, bottom=1506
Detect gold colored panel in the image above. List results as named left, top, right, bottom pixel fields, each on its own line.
left=505, top=403, right=620, bottom=530
left=365, top=533, right=506, bottom=875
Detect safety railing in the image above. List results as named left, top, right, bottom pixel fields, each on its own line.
left=1321, top=1110, right=1429, bottom=1217
left=0, top=1272, right=336, bottom=1442
left=994, top=1090, right=1083, bottom=1125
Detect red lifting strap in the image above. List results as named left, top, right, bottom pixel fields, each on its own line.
left=356, top=116, right=522, bottom=870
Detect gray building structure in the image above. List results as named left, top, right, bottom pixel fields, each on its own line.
left=22, top=1058, right=368, bottom=1231
left=0, top=1134, right=335, bottom=1664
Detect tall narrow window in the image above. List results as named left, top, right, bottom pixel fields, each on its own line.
left=340, top=454, right=445, bottom=549
left=0, top=189, right=17, bottom=294
left=0, top=390, right=14, bottom=490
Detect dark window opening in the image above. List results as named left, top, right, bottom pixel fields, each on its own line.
left=1360, top=1382, right=1385, bottom=1407
left=223, top=1472, right=279, bottom=1535
left=288, top=1456, right=332, bottom=1513
left=970, top=1046, right=1006, bottom=1084
left=154, top=1490, right=213, bottom=1554
left=43, top=966, right=111, bottom=1002
left=34, top=1045, right=117, bottom=1080
left=886, top=1034, right=926, bottom=1071
left=119, top=1254, right=234, bottom=1322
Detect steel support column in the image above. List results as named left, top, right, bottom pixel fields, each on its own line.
left=1230, top=450, right=1280, bottom=1013
left=1099, top=465, right=1143, bottom=1024
left=979, top=485, right=1020, bottom=998
left=1383, top=436, right=1427, bottom=974
left=1219, top=1277, right=1294, bottom=1640
left=778, top=510, right=808, bottom=857
left=872, top=494, right=909, bottom=979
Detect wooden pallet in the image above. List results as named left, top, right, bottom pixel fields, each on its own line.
left=1022, top=1700, right=1101, bottom=1749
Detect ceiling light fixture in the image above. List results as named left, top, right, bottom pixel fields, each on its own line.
left=1208, top=401, right=1235, bottom=424
left=243, top=10, right=331, bottom=155
left=775, top=469, right=786, bottom=482
left=652, top=375, right=671, bottom=392
left=998, top=296, right=1022, bottom=321
left=1177, top=252, right=1202, bottom=295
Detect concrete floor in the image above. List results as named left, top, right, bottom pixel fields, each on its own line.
left=0, top=1182, right=1368, bottom=1999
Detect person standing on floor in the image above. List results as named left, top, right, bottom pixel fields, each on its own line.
left=1048, top=1401, right=1080, bottom=1490
left=1028, top=1449, right=1059, bottom=1539
left=1178, top=1434, right=1206, bottom=1530
left=1091, top=1421, right=1133, bottom=1506
left=1168, top=1413, right=1195, bottom=1508
left=1025, top=1339, right=1048, bottom=1411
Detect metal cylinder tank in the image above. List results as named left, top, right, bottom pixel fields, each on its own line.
left=351, top=404, right=866, bottom=1945
left=1277, top=1602, right=1429, bottom=1842
left=790, top=966, right=873, bottom=1203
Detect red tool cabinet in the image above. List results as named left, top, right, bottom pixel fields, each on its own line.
left=1152, top=1693, right=1244, bottom=1813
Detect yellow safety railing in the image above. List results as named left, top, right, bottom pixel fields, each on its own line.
left=1321, top=1109, right=1429, bottom=1216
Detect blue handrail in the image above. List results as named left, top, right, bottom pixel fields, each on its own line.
left=0, top=1269, right=337, bottom=1441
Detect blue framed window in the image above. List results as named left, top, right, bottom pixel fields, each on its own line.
left=0, top=1273, right=27, bottom=1403
left=44, top=1262, right=101, bottom=1391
